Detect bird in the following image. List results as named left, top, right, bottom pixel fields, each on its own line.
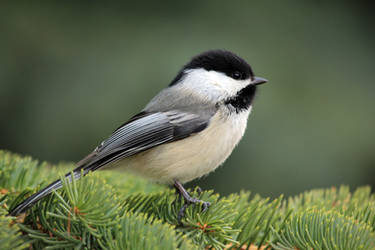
left=9, top=49, right=267, bottom=220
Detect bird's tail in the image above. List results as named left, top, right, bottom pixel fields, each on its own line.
left=8, top=171, right=83, bottom=216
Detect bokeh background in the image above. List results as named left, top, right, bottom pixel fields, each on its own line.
left=1, top=1, right=374, bottom=198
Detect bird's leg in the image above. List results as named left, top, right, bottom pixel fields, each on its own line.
left=173, top=180, right=210, bottom=223
left=196, top=186, right=203, bottom=195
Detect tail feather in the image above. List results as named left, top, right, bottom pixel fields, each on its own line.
left=8, top=170, right=84, bottom=216
left=8, top=152, right=107, bottom=216
left=9, top=179, right=63, bottom=216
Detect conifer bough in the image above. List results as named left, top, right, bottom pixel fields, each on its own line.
left=1, top=150, right=375, bottom=249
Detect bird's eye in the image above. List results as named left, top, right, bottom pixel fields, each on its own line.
left=232, top=71, right=242, bottom=80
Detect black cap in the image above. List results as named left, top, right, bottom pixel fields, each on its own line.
left=169, top=50, right=254, bottom=86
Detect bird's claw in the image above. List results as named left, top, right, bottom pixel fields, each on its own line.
left=174, top=181, right=211, bottom=224
left=196, top=186, right=203, bottom=195
left=177, top=203, right=189, bottom=222
left=177, top=198, right=211, bottom=224
left=201, top=201, right=210, bottom=212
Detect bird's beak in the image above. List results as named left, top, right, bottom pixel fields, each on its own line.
left=252, top=76, right=268, bottom=85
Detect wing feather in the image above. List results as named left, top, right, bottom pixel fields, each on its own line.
left=78, top=110, right=212, bottom=172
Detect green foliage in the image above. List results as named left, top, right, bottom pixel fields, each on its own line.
left=286, top=186, right=375, bottom=231
left=272, top=209, right=374, bottom=250
left=124, top=190, right=239, bottom=248
left=1, top=150, right=375, bottom=249
left=0, top=150, right=60, bottom=191
left=232, top=194, right=285, bottom=248
left=0, top=195, right=29, bottom=250
left=99, top=212, right=196, bottom=250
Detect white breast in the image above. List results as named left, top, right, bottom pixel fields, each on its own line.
left=113, top=108, right=251, bottom=184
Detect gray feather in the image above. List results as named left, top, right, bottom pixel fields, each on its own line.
left=79, top=110, right=215, bottom=171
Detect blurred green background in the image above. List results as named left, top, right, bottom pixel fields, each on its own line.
left=1, top=1, right=374, bottom=198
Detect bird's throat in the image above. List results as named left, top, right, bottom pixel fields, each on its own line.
left=224, top=85, right=257, bottom=113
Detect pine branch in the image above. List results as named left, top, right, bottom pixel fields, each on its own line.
left=0, top=194, right=29, bottom=249
left=271, top=208, right=375, bottom=249
left=1, top=150, right=375, bottom=250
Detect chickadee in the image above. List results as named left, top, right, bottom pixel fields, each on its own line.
left=9, top=50, right=267, bottom=219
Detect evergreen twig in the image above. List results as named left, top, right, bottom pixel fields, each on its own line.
left=1, top=150, right=374, bottom=249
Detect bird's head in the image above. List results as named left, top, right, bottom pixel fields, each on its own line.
left=169, top=50, right=267, bottom=110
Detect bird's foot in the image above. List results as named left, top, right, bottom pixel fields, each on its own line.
left=177, top=197, right=210, bottom=223
left=195, top=186, right=203, bottom=195
left=174, top=181, right=211, bottom=224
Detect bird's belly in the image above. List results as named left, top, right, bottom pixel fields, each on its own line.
left=112, top=110, right=250, bottom=184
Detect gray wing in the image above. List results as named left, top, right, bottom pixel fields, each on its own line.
left=8, top=109, right=215, bottom=216
left=76, top=109, right=214, bottom=172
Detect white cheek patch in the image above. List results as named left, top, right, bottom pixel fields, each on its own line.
left=210, top=75, right=248, bottom=96
left=180, top=68, right=251, bottom=102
